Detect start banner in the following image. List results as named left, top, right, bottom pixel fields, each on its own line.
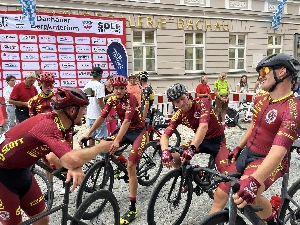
left=0, top=11, right=126, bottom=97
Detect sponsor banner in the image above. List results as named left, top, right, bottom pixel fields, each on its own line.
left=0, top=11, right=126, bottom=97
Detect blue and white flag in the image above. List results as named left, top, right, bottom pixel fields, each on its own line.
left=107, top=42, right=128, bottom=77
left=19, top=0, right=36, bottom=26
left=271, top=0, right=287, bottom=30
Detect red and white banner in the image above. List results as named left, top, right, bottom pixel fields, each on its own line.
left=0, top=11, right=126, bottom=98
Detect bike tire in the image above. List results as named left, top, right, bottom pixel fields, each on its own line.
left=76, top=160, right=114, bottom=220
left=198, top=210, right=246, bottom=225
left=71, top=190, right=120, bottom=225
left=147, top=169, right=193, bottom=225
left=32, top=168, right=54, bottom=211
left=279, top=177, right=300, bottom=224
left=235, top=108, right=254, bottom=131
left=137, top=141, right=162, bottom=186
left=149, top=124, right=181, bottom=147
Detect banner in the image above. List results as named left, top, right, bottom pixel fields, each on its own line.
left=107, top=42, right=128, bottom=77
left=0, top=11, right=126, bottom=97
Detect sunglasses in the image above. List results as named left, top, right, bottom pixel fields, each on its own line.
left=259, top=67, right=271, bottom=77
left=43, top=82, right=54, bottom=88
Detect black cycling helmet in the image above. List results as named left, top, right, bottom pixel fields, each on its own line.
left=256, top=53, right=300, bottom=92
left=166, top=83, right=188, bottom=101
left=138, top=71, right=149, bottom=81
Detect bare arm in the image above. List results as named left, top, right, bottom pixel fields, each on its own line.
left=237, top=85, right=241, bottom=93
left=8, top=98, right=27, bottom=107
left=252, top=145, right=287, bottom=184
left=236, top=121, right=253, bottom=148
left=214, top=88, right=222, bottom=100
left=190, top=123, right=208, bottom=148
left=97, top=97, right=105, bottom=110
left=160, top=134, right=170, bottom=150
left=115, top=119, right=131, bottom=142
left=143, top=103, right=149, bottom=120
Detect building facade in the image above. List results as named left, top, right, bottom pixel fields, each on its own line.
left=1, top=0, right=300, bottom=93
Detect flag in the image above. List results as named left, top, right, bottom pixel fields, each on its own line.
left=271, top=0, right=287, bottom=30
left=107, top=42, right=128, bottom=77
left=19, top=0, right=36, bottom=26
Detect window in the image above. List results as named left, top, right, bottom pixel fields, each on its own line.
left=267, top=35, right=282, bottom=56
left=185, top=32, right=205, bottom=72
left=229, top=34, right=246, bottom=70
left=132, top=30, right=156, bottom=72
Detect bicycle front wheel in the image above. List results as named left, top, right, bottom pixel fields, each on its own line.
left=32, top=168, right=54, bottom=210
left=76, top=160, right=114, bottom=220
left=279, top=178, right=300, bottom=224
left=198, top=210, right=246, bottom=225
left=147, top=169, right=193, bottom=225
left=235, top=108, right=254, bottom=130
left=137, top=141, right=162, bottom=186
left=72, top=190, right=120, bottom=225
left=149, top=124, right=181, bottom=147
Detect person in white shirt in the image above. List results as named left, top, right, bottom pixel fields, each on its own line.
left=236, top=75, right=249, bottom=93
left=3, top=75, right=16, bottom=129
left=84, top=67, right=106, bottom=146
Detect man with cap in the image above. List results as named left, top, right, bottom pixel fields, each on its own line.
left=84, top=67, right=107, bottom=145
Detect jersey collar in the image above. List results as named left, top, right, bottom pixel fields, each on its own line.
left=269, top=91, right=293, bottom=103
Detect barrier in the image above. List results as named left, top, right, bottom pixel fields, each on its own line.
left=153, top=92, right=255, bottom=119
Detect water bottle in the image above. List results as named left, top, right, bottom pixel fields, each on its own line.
left=270, top=194, right=281, bottom=218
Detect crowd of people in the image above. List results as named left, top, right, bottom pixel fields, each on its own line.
left=0, top=53, right=300, bottom=225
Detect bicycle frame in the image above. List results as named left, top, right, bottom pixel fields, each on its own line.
left=20, top=175, right=87, bottom=225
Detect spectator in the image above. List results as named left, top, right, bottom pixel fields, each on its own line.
left=196, top=75, right=211, bottom=103
left=9, top=72, right=38, bottom=123
left=3, top=75, right=16, bottom=129
left=138, top=71, right=154, bottom=120
left=84, top=67, right=106, bottom=146
left=236, top=75, right=249, bottom=93
left=104, top=75, right=117, bottom=136
left=254, top=75, right=263, bottom=94
left=214, top=72, right=230, bottom=128
left=34, top=70, right=42, bottom=94
left=127, top=73, right=142, bottom=106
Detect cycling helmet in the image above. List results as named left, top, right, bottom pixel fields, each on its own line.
left=256, top=53, right=300, bottom=77
left=138, top=71, right=149, bottom=80
left=256, top=53, right=300, bottom=92
left=110, top=75, right=128, bottom=86
left=166, top=83, right=188, bottom=101
left=39, top=72, right=55, bottom=83
left=51, top=87, right=89, bottom=110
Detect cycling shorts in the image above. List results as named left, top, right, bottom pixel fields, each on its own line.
left=0, top=168, right=45, bottom=225
left=197, top=134, right=229, bottom=173
left=219, top=147, right=288, bottom=194
left=112, top=128, right=147, bottom=164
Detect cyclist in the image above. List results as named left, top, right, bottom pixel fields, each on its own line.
left=0, top=87, right=114, bottom=225
left=138, top=71, right=154, bottom=120
left=160, top=83, right=230, bottom=182
left=81, top=75, right=147, bottom=225
left=211, top=53, right=300, bottom=225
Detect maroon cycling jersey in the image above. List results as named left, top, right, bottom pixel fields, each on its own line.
left=101, top=93, right=145, bottom=130
left=0, top=112, right=73, bottom=169
left=28, top=92, right=53, bottom=117
left=247, top=91, right=300, bottom=155
left=165, top=98, right=224, bottom=139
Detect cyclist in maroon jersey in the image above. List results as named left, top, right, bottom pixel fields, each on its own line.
left=0, top=87, right=116, bottom=225
left=81, top=75, right=147, bottom=225
left=160, top=83, right=230, bottom=206
left=210, top=53, right=300, bottom=225
left=28, top=72, right=55, bottom=117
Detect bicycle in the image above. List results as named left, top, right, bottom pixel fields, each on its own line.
left=76, top=138, right=162, bottom=220
left=234, top=100, right=254, bottom=130
left=147, top=108, right=181, bottom=147
left=20, top=167, right=120, bottom=225
left=147, top=145, right=216, bottom=225
left=199, top=139, right=300, bottom=225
